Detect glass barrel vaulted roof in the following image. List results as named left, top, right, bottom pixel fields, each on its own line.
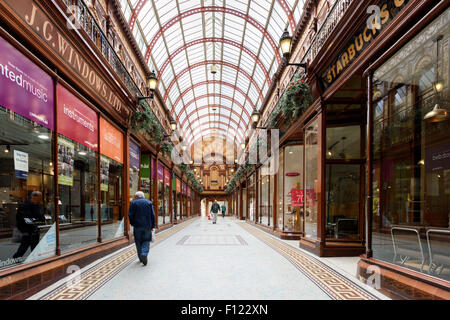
left=119, top=0, right=306, bottom=147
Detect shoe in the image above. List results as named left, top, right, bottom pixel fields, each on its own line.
left=142, top=256, right=148, bottom=266
left=138, top=255, right=143, bottom=263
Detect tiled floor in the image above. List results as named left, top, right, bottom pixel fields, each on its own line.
left=29, top=217, right=388, bottom=300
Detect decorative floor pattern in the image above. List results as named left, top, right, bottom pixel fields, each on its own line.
left=238, top=222, right=378, bottom=300
left=36, top=218, right=199, bottom=300
left=176, top=234, right=248, bottom=246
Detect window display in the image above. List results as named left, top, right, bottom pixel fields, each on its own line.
left=304, top=119, right=319, bottom=239
left=284, top=145, right=303, bottom=232
left=129, top=141, right=140, bottom=202
left=371, top=9, right=450, bottom=281
left=99, top=117, right=124, bottom=241
left=157, top=163, right=164, bottom=226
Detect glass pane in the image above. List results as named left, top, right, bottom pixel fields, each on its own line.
left=305, top=119, right=319, bottom=239
left=284, top=145, right=303, bottom=232
left=371, top=9, right=450, bottom=281
left=325, top=164, right=360, bottom=240
left=58, top=134, right=98, bottom=252
left=158, top=182, right=164, bottom=225
left=277, top=148, right=284, bottom=229
left=0, top=108, right=55, bottom=269
left=164, top=184, right=170, bottom=223
left=326, top=125, right=361, bottom=159
left=101, top=157, right=124, bottom=241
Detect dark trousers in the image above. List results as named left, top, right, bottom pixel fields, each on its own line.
left=13, top=233, right=39, bottom=258
left=133, top=227, right=151, bottom=257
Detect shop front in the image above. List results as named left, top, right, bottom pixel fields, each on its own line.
left=358, top=5, right=450, bottom=299
left=182, top=182, right=187, bottom=219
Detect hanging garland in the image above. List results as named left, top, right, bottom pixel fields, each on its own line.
left=268, top=73, right=311, bottom=128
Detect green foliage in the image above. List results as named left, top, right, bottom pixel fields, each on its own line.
left=268, top=73, right=311, bottom=129
left=178, top=163, right=203, bottom=193
left=130, top=104, right=164, bottom=146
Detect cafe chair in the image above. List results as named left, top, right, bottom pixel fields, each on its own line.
left=426, top=228, right=450, bottom=276
left=391, top=226, right=426, bottom=272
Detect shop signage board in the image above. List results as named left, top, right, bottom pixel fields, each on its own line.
left=187, top=187, right=191, bottom=198
left=157, top=163, right=164, bottom=184
left=290, top=188, right=304, bottom=207
left=164, top=168, right=170, bottom=186
left=1, top=0, right=129, bottom=120
left=176, top=178, right=181, bottom=193
left=151, top=157, right=155, bottom=180
left=100, top=155, right=110, bottom=192
left=100, top=117, right=123, bottom=164
left=172, top=174, right=176, bottom=191
left=0, top=35, right=54, bottom=129
left=129, top=140, right=140, bottom=171
left=140, top=155, right=151, bottom=199
left=13, top=150, right=28, bottom=179
left=321, top=0, right=410, bottom=89
left=182, top=183, right=187, bottom=195
left=57, top=137, right=74, bottom=186
left=57, top=84, right=98, bottom=151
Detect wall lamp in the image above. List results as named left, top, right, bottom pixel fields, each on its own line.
left=280, top=28, right=307, bottom=69
left=251, top=109, right=267, bottom=129
left=137, top=70, right=158, bottom=101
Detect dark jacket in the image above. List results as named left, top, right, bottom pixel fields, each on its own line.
left=210, top=203, right=220, bottom=214
left=16, top=200, right=44, bottom=234
left=128, top=198, right=156, bottom=230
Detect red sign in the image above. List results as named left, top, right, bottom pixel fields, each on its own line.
left=176, top=178, right=181, bottom=193
left=100, top=117, right=123, bottom=163
left=286, top=172, right=300, bottom=177
left=57, top=84, right=98, bottom=150
left=291, top=188, right=304, bottom=207
left=164, top=168, right=170, bottom=186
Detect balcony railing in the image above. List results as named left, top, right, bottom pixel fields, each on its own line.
left=60, top=0, right=166, bottom=132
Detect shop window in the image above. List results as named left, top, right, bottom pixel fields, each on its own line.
left=304, top=119, right=319, bottom=239
left=248, top=174, right=256, bottom=222
left=58, top=135, right=98, bottom=251
left=99, top=117, right=124, bottom=241
left=326, top=126, right=361, bottom=160
left=129, top=141, right=140, bottom=203
left=277, top=148, right=284, bottom=229
left=0, top=107, right=55, bottom=269
left=371, top=9, right=450, bottom=281
left=284, top=145, right=303, bottom=232
left=259, top=164, right=270, bottom=226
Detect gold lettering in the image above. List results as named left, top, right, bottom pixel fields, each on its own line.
left=336, top=60, right=343, bottom=75
left=43, top=21, right=53, bottom=42
left=57, top=34, right=70, bottom=57
left=95, top=76, right=103, bottom=92
left=394, top=0, right=405, bottom=7
left=363, top=26, right=372, bottom=42
left=89, top=70, right=96, bottom=86
left=327, top=70, right=332, bottom=83
left=355, top=34, right=364, bottom=51
left=381, top=4, right=389, bottom=24
left=81, top=63, right=89, bottom=79
left=102, top=84, right=107, bottom=98
left=341, top=52, right=349, bottom=68
left=68, top=47, right=75, bottom=65
left=331, top=65, right=336, bottom=78
left=25, top=4, right=37, bottom=27
left=74, top=54, right=83, bottom=73
left=348, top=44, right=356, bottom=60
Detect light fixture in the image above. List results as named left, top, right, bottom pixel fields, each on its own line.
left=424, top=104, right=448, bottom=122
left=170, top=119, right=177, bottom=131
left=234, top=159, right=238, bottom=164
left=194, top=168, right=197, bottom=172
left=138, top=70, right=158, bottom=101
left=231, top=168, right=234, bottom=173
left=327, top=151, right=332, bottom=157
left=190, top=160, right=194, bottom=165
left=417, top=159, right=425, bottom=166
left=240, top=142, right=246, bottom=150
left=279, top=28, right=307, bottom=69
left=50, top=162, right=53, bottom=166
left=38, top=134, right=49, bottom=140
left=78, top=151, right=87, bottom=156
left=4, top=145, right=10, bottom=153
left=424, top=35, right=448, bottom=122
left=211, top=64, right=218, bottom=75
left=182, top=143, right=187, bottom=151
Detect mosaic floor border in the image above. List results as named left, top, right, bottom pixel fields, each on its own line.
left=36, top=218, right=199, bottom=300
left=238, top=222, right=378, bottom=300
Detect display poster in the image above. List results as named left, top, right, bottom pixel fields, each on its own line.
left=129, top=140, right=140, bottom=171
left=176, top=178, right=181, bottom=193
left=24, top=223, right=56, bottom=263
left=57, top=137, right=74, bottom=186
left=100, top=117, right=123, bottom=164
left=182, top=183, right=187, bottom=195
left=140, top=155, right=151, bottom=199
left=164, top=168, right=171, bottom=186
left=425, top=142, right=450, bottom=172
left=13, top=150, right=28, bottom=179
left=157, top=163, right=164, bottom=184
left=290, top=188, right=304, bottom=207
left=100, top=155, right=110, bottom=192
left=114, top=218, right=124, bottom=238
left=57, top=84, right=98, bottom=150
left=0, top=35, right=54, bottom=130
left=187, top=187, right=191, bottom=198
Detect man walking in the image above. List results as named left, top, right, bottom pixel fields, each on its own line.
left=128, top=191, right=156, bottom=266
left=210, top=200, right=220, bottom=224
left=221, top=204, right=226, bottom=218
